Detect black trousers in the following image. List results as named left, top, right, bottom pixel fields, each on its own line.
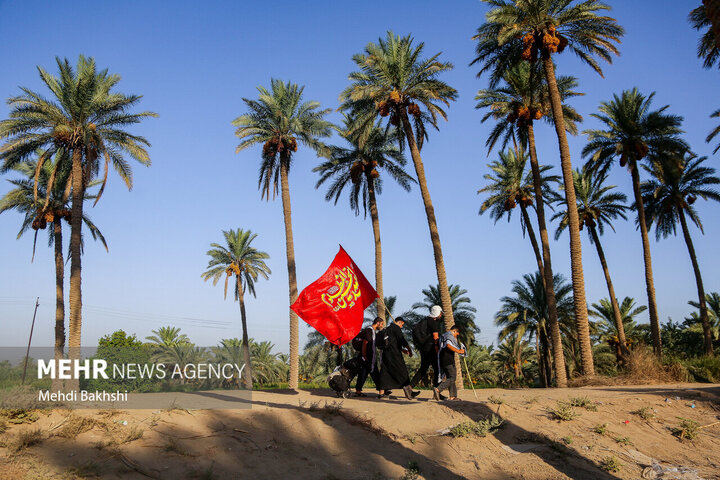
left=437, top=363, right=457, bottom=398
left=410, top=349, right=439, bottom=388
left=355, top=357, right=380, bottom=391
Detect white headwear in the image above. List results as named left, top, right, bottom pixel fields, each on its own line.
left=430, top=305, right=443, bottom=318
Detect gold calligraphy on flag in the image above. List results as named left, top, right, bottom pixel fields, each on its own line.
left=321, top=266, right=362, bottom=312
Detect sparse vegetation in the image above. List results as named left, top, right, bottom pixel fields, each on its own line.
left=163, top=437, right=189, bottom=456
left=67, top=461, right=103, bottom=478
left=600, top=455, right=622, bottom=472
left=671, top=418, right=700, bottom=440
left=448, top=415, right=504, bottom=438
left=0, top=408, right=39, bottom=424
left=116, top=426, right=144, bottom=444
left=561, top=435, right=573, bottom=445
left=631, top=406, right=655, bottom=421
left=569, top=396, right=597, bottom=411
left=614, top=435, right=633, bottom=446
left=11, top=427, right=43, bottom=451
left=487, top=395, right=505, bottom=405
left=548, top=402, right=579, bottom=421
left=400, top=460, right=421, bottom=480
left=54, top=414, right=98, bottom=438
left=593, top=423, right=608, bottom=435
left=190, top=463, right=218, bottom=480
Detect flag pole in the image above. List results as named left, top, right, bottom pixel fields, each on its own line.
left=462, top=356, right=478, bottom=401
left=377, top=296, right=395, bottom=323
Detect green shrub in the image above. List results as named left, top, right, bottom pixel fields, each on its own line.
left=449, top=415, right=504, bottom=438
left=548, top=402, right=579, bottom=421
left=600, top=455, right=622, bottom=472
left=683, top=355, right=720, bottom=383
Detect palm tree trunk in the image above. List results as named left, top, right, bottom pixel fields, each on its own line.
left=68, top=148, right=84, bottom=391
left=52, top=220, right=65, bottom=392
left=679, top=209, right=713, bottom=355
left=279, top=154, right=300, bottom=389
left=520, top=204, right=544, bottom=276
left=366, top=171, right=384, bottom=321
left=398, top=108, right=462, bottom=389
left=588, top=225, right=629, bottom=364
left=540, top=327, right=553, bottom=385
left=237, top=281, right=254, bottom=389
left=526, top=122, right=567, bottom=386
left=536, top=335, right=547, bottom=387
left=630, top=163, right=662, bottom=356
left=541, top=58, right=593, bottom=378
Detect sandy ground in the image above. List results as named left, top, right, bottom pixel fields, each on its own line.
left=1, top=383, right=719, bottom=479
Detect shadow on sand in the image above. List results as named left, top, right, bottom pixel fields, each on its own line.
left=12, top=387, right=628, bottom=479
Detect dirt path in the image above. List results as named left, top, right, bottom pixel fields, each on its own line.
left=1, top=383, right=719, bottom=479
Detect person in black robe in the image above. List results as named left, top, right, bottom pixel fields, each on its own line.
left=377, top=317, right=419, bottom=400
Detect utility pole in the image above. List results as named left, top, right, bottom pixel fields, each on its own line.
left=21, top=297, right=40, bottom=385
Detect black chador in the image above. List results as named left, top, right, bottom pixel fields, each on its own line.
left=377, top=322, right=413, bottom=396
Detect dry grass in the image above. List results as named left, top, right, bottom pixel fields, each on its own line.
left=570, top=349, right=689, bottom=387
left=54, top=414, right=99, bottom=438
left=66, top=460, right=103, bottom=478
left=11, top=427, right=44, bottom=452
left=337, top=410, right=393, bottom=438
left=0, top=408, right=40, bottom=424
left=116, top=426, right=144, bottom=444
left=163, top=437, right=190, bottom=456
left=96, top=409, right=124, bottom=419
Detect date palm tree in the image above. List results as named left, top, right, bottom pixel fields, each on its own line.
left=410, top=284, right=480, bottom=348
left=707, top=110, right=720, bottom=155
left=202, top=229, right=271, bottom=389
left=689, top=292, right=720, bottom=344
left=233, top=79, right=333, bottom=389
left=589, top=297, right=647, bottom=359
left=473, top=0, right=624, bottom=379
left=641, top=153, right=720, bottom=355
left=690, top=3, right=720, bottom=69
left=493, top=332, right=535, bottom=385
left=495, top=271, right=573, bottom=387
left=1, top=156, right=105, bottom=389
left=553, top=167, right=630, bottom=365
left=476, top=62, right=581, bottom=385
left=314, top=116, right=413, bottom=320
left=478, top=147, right=560, bottom=282
left=340, top=31, right=459, bottom=336
left=250, top=340, right=288, bottom=386
left=0, top=56, right=157, bottom=386
left=690, top=4, right=720, bottom=155
left=582, top=89, right=689, bottom=357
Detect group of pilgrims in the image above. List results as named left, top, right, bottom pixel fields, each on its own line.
left=347, top=305, right=467, bottom=401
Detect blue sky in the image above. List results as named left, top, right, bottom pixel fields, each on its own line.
left=0, top=1, right=718, bottom=353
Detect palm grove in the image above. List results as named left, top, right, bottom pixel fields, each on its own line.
left=2, top=1, right=720, bottom=392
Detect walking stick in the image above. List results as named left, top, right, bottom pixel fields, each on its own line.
left=462, top=356, right=479, bottom=401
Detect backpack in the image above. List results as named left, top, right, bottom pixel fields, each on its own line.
left=375, top=329, right=388, bottom=349
left=412, top=318, right=432, bottom=347
left=351, top=332, right=364, bottom=352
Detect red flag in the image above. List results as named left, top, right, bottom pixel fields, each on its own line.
left=291, top=246, right=378, bottom=346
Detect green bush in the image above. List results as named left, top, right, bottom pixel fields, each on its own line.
left=682, top=355, right=720, bottom=383
left=81, top=330, right=157, bottom=393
